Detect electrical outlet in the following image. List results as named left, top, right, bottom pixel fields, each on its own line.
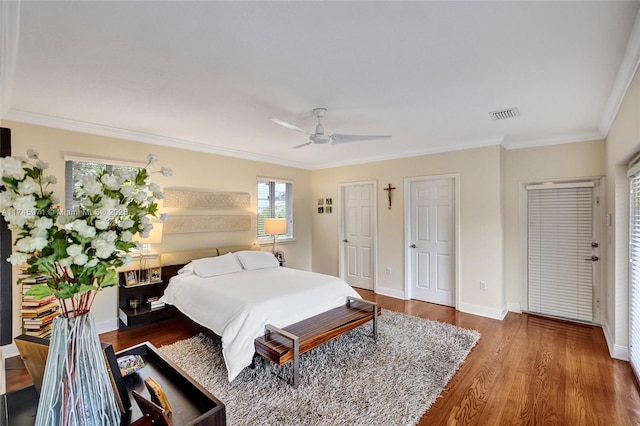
left=480, top=280, right=487, bottom=290
left=386, top=267, right=392, bottom=276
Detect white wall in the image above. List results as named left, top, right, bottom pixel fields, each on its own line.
left=312, top=145, right=507, bottom=319
left=605, top=65, right=640, bottom=359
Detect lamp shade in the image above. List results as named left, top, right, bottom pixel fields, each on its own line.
left=264, top=218, right=287, bottom=236
left=132, top=222, right=164, bottom=244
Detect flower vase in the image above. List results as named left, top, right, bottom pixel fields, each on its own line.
left=35, top=312, right=120, bottom=426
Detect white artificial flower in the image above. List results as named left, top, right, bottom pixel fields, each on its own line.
left=45, top=175, right=57, bottom=184
left=120, top=185, right=134, bottom=198
left=121, top=255, right=132, bottom=265
left=50, top=194, right=60, bottom=205
left=2, top=157, right=25, bottom=179
left=26, top=149, right=38, bottom=159
left=85, top=258, right=99, bottom=268
left=118, top=218, right=134, bottom=229
left=148, top=183, right=160, bottom=193
left=15, top=237, right=33, bottom=253
left=66, top=244, right=83, bottom=257
left=147, top=154, right=158, bottom=164
left=30, top=227, right=48, bottom=238
left=58, top=257, right=73, bottom=268
left=5, top=214, right=27, bottom=228
left=120, top=230, right=133, bottom=242
left=0, top=192, right=15, bottom=209
left=17, top=180, right=37, bottom=195
left=7, top=252, right=28, bottom=265
left=72, top=220, right=96, bottom=238
left=114, top=169, right=135, bottom=181
left=55, top=214, right=75, bottom=226
left=30, top=237, right=48, bottom=251
left=101, top=230, right=118, bottom=243
left=13, top=195, right=37, bottom=218
left=92, top=239, right=116, bottom=259
left=36, top=160, right=48, bottom=170
left=133, top=191, right=147, bottom=204
left=34, top=217, right=53, bottom=230
left=160, top=167, right=172, bottom=177
left=159, top=213, right=169, bottom=222
left=94, top=219, right=109, bottom=230
left=81, top=176, right=102, bottom=196
left=100, top=174, right=120, bottom=191
left=73, top=253, right=88, bottom=266
left=154, top=191, right=165, bottom=200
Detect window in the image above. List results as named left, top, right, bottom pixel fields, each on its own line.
left=64, top=156, right=144, bottom=212
left=257, top=178, right=293, bottom=240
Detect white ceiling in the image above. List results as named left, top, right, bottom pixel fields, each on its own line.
left=2, top=1, right=639, bottom=170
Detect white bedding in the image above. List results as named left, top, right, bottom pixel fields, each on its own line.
left=160, top=266, right=360, bottom=381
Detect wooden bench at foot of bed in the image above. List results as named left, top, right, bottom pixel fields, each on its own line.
left=254, top=296, right=380, bottom=388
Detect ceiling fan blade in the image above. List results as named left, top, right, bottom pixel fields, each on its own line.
left=269, top=117, right=313, bottom=136
left=330, top=134, right=392, bottom=144
left=291, top=141, right=313, bottom=149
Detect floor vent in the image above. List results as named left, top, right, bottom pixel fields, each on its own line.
left=488, top=107, right=520, bottom=121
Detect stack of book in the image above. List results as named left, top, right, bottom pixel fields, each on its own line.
left=146, top=296, right=165, bottom=310
left=21, top=275, right=59, bottom=338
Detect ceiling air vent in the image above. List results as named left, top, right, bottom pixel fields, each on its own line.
left=488, top=107, right=520, bottom=121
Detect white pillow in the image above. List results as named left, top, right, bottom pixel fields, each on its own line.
left=192, top=253, right=243, bottom=278
left=236, top=250, right=279, bottom=270
left=177, top=263, right=194, bottom=275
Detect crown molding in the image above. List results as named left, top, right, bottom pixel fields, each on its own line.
left=599, top=7, right=640, bottom=137
left=3, top=109, right=313, bottom=170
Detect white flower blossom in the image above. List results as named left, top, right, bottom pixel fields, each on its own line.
left=13, top=195, right=37, bottom=218
left=154, top=192, right=165, bottom=200
left=7, top=252, right=28, bottom=265
left=100, top=174, right=120, bottom=191
left=82, top=175, right=102, bottom=196
left=85, top=258, right=99, bottom=268
left=58, top=257, right=73, bottom=268
left=149, top=183, right=160, bottom=193
left=36, top=160, right=48, bottom=170
left=120, top=185, right=134, bottom=198
left=159, top=213, right=169, bottom=222
left=34, top=217, right=53, bottom=230
left=26, top=149, right=38, bottom=159
left=46, top=175, right=57, bottom=184
left=30, top=227, right=48, bottom=238
left=0, top=192, right=15, bottom=209
left=72, top=220, right=96, bottom=238
left=160, top=167, right=172, bottom=177
left=30, top=237, right=48, bottom=251
left=121, top=255, right=132, bottom=265
left=94, top=219, right=110, bottom=230
left=66, top=244, right=83, bottom=257
left=101, top=230, right=118, bottom=243
left=17, top=180, right=37, bottom=195
left=92, top=239, right=116, bottom=259
left=133, top=191, right=147, bottom=204
left=73, top=253, right=88, bottom=266
left=118, top=218, right=134, bottom=229
left=120, top=230, right=133, bottom=242
left=2, top=157, right=25, bottom=179
left=147, top=154, right=158, bottom=164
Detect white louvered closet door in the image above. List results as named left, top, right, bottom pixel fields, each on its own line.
left=527, top=183, right=594, bottom=322
left=629, top=169, right=640, bottom=379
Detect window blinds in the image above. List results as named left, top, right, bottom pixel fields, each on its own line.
left=527, top=184, right=593, bottom=322
left=629, top=170, right=640, bottom=378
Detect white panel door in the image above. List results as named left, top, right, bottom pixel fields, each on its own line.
left=342, top=184, right=374, bottom=290
left=408, top=177, right=455, bottom=306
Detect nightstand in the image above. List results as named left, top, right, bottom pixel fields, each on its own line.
left=118, top=272, right=174, bottom=331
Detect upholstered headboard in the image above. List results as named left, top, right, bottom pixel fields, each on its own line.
left=159, top=245, right=262, bottom=282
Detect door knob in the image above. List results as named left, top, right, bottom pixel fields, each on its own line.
left=585, top=256, right=599, bottom=262
left=343, top=239, right=348, bottom=243
left=410, top=244, right=416, bottom=248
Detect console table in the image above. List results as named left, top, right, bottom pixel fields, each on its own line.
left=1, top=342, right=226, bottom=426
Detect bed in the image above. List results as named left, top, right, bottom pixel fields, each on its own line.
left=158, top=246, right=362, bottom=381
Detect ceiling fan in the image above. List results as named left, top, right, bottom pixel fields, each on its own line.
left=270, top=108, right=391, bottom=149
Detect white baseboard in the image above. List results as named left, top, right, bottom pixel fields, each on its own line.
left=374, top=286, right=406, bottom=299
left=602, top=320, right=629, bottom=361
left=458, top=301, right=508, bottom=320
left=507, top=302, right=522, bottom=313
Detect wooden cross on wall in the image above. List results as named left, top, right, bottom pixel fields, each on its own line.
left=384, top=183, right=396, bottom=209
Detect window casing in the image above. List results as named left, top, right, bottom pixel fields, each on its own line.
left=257, top=178, right=293, bottom=241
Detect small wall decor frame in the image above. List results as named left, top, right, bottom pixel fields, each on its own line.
left=325, top=198, right=333, bottom=205
left=318, top=207, right=324, bottom=214
left=317, top=198, right=324, bottom=206
left=326, top=206, right=333, bottom=214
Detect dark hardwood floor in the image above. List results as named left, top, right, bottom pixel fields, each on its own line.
left=6, top=290, right=640, bottom=424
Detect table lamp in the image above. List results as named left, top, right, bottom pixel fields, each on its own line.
left=264, top=218, right=287, bottom=254
left=132, top=222, right=163, bottom=282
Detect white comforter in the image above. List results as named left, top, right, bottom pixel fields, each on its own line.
left=160, top=267, right=360, bottom=381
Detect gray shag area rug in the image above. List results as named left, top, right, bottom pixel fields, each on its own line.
left=159, top=310, right=480, bottom=426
